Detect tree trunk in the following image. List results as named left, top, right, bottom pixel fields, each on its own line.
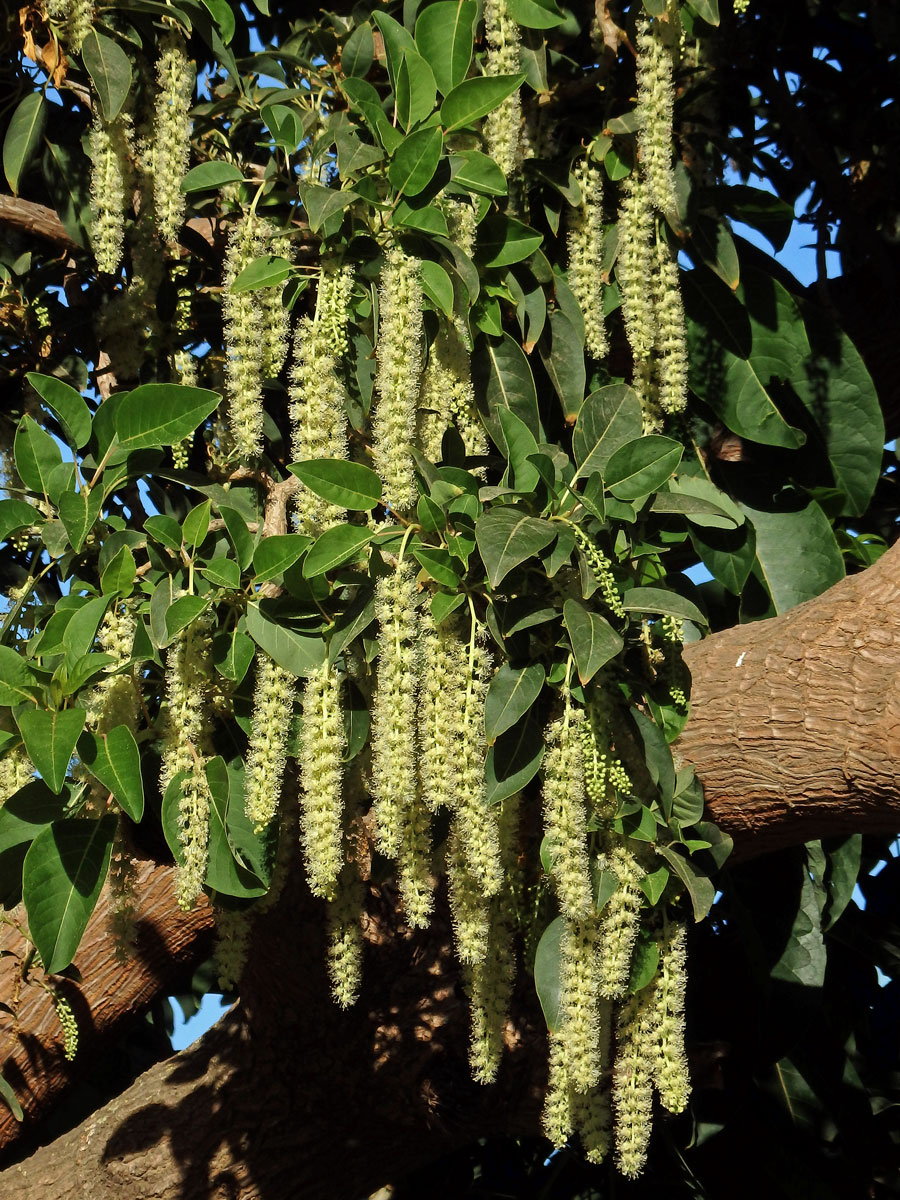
left=4, top=543, right=900, bottom=1197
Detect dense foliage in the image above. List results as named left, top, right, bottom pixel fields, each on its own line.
left=0, top=0, right=898, bottom=1193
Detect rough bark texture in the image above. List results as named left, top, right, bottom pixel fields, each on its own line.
left=3, top=544, right=900, bottom=1197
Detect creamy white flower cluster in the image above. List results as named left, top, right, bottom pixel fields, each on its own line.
left=568, top=159, right=609, bottom=362
left=244, top=652, right=297, bottom=833
left=90, top=112, right=133, bottom=276
left=46, top=0, right=93, bottom=51
left=290, top=266, right=355, bottom=533
left=482, top=0, right=523, bottom=177
left=151, top=31, right=194, bottom=243
left=299, top=661, right=347, bottom=901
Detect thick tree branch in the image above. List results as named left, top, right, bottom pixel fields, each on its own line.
left=0, top=196, right=78, bottom=251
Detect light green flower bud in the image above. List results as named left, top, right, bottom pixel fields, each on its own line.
left=571, top=524, right=625, bottom=619
left=327, top=864, right=365, bottom=1008
left=0, top=745, right=34, bottom=804
left=612, top=992, right=656, bottom=1178
left=373, top=248, right=423, bottom=513
left=568, top=160, right=609, bottom=361
left=635, top=15, right=678, bottom=216
left=151, top=31, right=194, bottom=243
left=299, top=662, right=346, bottom=901
left=90, top=112, right=132, bottom=275
left=243, top=652, right=297, bottom=833
left=370, top=562, right=419, bottom=859
left=598, top=846, right=646, bottom=999
left=483, top=0, right=523, bottom=177
left=542, top=693, right=593, bottom=919
left=581, top=685, right=631, bottom=818
left=53, top=990, right=79, bottom=1061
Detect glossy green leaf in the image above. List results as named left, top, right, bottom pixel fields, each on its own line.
left=304, top=525, right=373, bottom=577
left=371, top=11, right=416, bottom=87
left=212, top=629, right=256, bottom=683
left=744, top=499, right=844, bottom=613
left=573, top=385, right=643, bottom=478
left=182, top=500, right=211, bottom=551
left=441, top=75, right=526, bottom=133
left=203, top=758, right=269, bottom=897
left=16, top=708, right=85, bottom=794
left=3, top=92, right=46, bottom=194
left=164, top=595, right=209, bottom=643
left=388, top=126, right=443, bottom=196
left=220, top=506, right=255, bottom=571
left=199, top=0, right=235, bottom=43
left=420, top=259, right=455, bottom=317
left=289, top=459, right=382, bottom=510
left=605, top=436, right=683, bottom=500
left=25, top=373, right=92, bottom=449
left=770, top=864, right=826, bottom=987
left=328, top=591, right=376, bottom=666
left=342, top=20, right=375, bottom=77
left=412, top=545, right=463, bottom=587
left=689, top=216, right=739, bottom=290
left=534, top=915, right=565, bottom=1031
left=665, top=475, right=743, bottom=529
left=628, top=934, right=660, bottom=993
left=390, top=197, right=448, bottom=235
left=395, top=49, right=437, bottom=130
left=100, top=544, right=136, bottom=596
left=415, top=1, right=476, bottom=95
left=477, top=214, right=543, bottom=268
left=180, top=161, right=244, bottom=192
left=484, top=662, right=545, bottom=742
left=0, top=780, right=68, bottom=858
left=507, top=0, right=565, bottom=28
left=655, top=845, right=716, bottom=921
left=496, top=407, right=541, bottom=492
left=261, top=103, right=306, bottom=153
left=245, top=603, right=326, bottom=677
left=485, top=709, right=544, bottom=803
left=298, top=182, right=359, bottom=234
left=81, top=30, right=132, bottom=122
left=691, top=0, right=720, bottom=24
left=448, top=149, right=507, bottom=196
left=632, top=708, right=676, bottom=809
left=114, top=385, right=221, bottom=450
left=822, top=834, right=862, bottom=931
left=0, top=646, right=38, bottom=707
left=621, top=587, right=706, bottom=626
left=62, top=596, right=109, bottom=665
left=0, top=499, right=38, bottom=543
left=253, top=534, right=312, bottom=582
left=230, top=255, right=292, bottom=293
left=144, top=513, right=184, bottom=553
left=690, top=523, right=756, bottom=595
left=15, top=415, right=61, bottom=495
left=563, top=599, right=623, bottom=684
left=77, top=726, right=144, bottom=821
left=23, top=817, right=116, bottom=972
left=476, top=506, right=556, bottom=588
left=474, top=333, right=542, bottom=445
left=539, top=308, right=585, bottom=420
left=0, top=1075, right=23, bottom=1122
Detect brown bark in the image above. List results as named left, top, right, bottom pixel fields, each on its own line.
left=4, top=544, right=900, bottom=1197
left=0, top=195, right=78, bottom=251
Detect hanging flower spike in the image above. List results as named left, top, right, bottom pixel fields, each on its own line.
left=446, top=828, right=491, bottom=967
left=214, top=908, right=253, bottom=992
left=612, top=991, right=656, bottom=1178
left=616, top=172, right=657, bottom=424
left=243, top=651, right=297, bottom=833
left=483, top=0, right=523, bottom=177
left=542, top=1031, right=574, bottom=1148
left=151, top=30, right=194, bottom=243
left=455, top=620, right=502, bottom=898
left=571, top=1007, right=614, bottom=1164
left=650, top=916, right=690, bottom=1113
left=559, top=917, right=603, bottom=1093
left=373, top=248, right=423, bottom=514
left=326, top=863, right=366, bottom=1008
left=298, top=661, right=346, bottom=901
left=223, top=214, right=266, bottom=464
left=597, top=845, right=646, bottom=999
left=418, top=607, right=467, bottom=814
left=635, top=14, right=678, bottom=217
left=541, top=690, right=593, bottom=920
left=46, top=0, right=94, bottom=51
left=259, top=228, right=292, bottom=381
left=89, top=112, right=132, bottom=276
left=568, top=159, right=609, bottom=362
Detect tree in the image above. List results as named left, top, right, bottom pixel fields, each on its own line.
left=0, top=0, right=898, bottom=1196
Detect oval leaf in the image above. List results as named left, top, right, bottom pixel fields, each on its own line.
left=3, top=92, right=46, bottom=195
left=77, top=726, right=145, bottom=821
left=81, top=30, right=132, bottom=122
left=25, top=373, right=92, bottom=449
left=604, top=435, right=683, bottom=501
left=180, top=161, right=245, bottom=192
left=563, top=599, right=624, bottom=684
left=441, top=74, right=526, bottom=133
left=475, top=507, right=556, bottom=588
left=114, top=385, right=222, bottom=450
left=303, top=525, right=373, bottom=577
left=415, top=1, right=476, bottom=95
left=484, top=662, right=545, bottom=742
left=231, top=255, right=292, bottom=293
left=16, top=708, right=86, bottom=794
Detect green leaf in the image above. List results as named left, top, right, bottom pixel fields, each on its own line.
left=534, top=916, right=565, bottom=1032
left=420, top=259, right=455, bottom=318
left=771, top=863, right=827, bottom=988
left=0, top=646, right=38, bottom=707
left=0, top=780, right=68, bottom=859
left=77, top=726, right=144, bottom=821
left=180, top=161, right=244, bottom=192
left=182, top=500, right=211, bottom=551
left=371, top=11, right=416, bottom=87
left=0, top=499, right=38, bottom=543
left=412, top=544, right=463, bottom=587
left=604, top=436, right=683, bottom=501
left=15, top=415, right=62, bottom=495
left=484, top=662, right=545, bottom=742
left=473, top=333, right=542, bottom=445
left=655, top=845, right=716, bottom=921
left=23, top=817, right=116, bottom=973
left=621, top=587, right=707, bottom=626
left=261, top=103, right=306, bottom=153
left=289, top=459, right=382, bottom=510
left=572, top=385, right=643, bottom=478
left=391, top=197, right=449, bottom=235
left=203, top=758, right=269, bottom=897
left=0, top=1074, right=23, bottom=1122
left=164, top=595, right=209, bottom=643
left=415, top=1, right=476, bottom=95
left=25, top=373, right=92, bottom=449
left=690, top=523, right=756, bottom=595
left=115, top=385, right=221, bottom=450
left=640, top=866, right=670, bottom=906
left=441, top=75, right=526, bottom=133
left=328, top=590, right=376, bottom=665
left=632, top=708, right=676, bottom=810
left=61, top=596, right=109, bottom=666
left=3, top=92, right=46, bottom=194
left=230, top=255, right=292, bottom=293
left=395, top=49, right=437, bottom=131
left=476, top=507, right=556, bottom=588
left=245, top=603, right=326, bottom=677
left=448, top=149, right=507, bottom=196
left=822, top=834, right=862, bottom=931
left=81, top=30, right=132, bottom=122
left=507, top=0, right=565, bottom=28
left=298, top=182, right=359, bottom=234
left=691, top=0, right=720, bottom=24
left=144, top=513, right=184, bottom=553
left=744, top=499, right=844, bottom=614
left=485, top=712, right=544, bottom=804
left=16, top=709, right=85, bottom=795
left=539, top=309, right=585, bottom=421
left=563, top=599, right=623, bottom=684
left=253, top=534, right=311, bottom=582
left=100, top=544, right=136, bottom=596
left=199, top=0, right=235, bottom=44
left=665, top=475, right=743, bottom=529
left=477, top=213, right=543, bottom=268
left=689, top=216, right=739, bottom=290
left=628, top=934, right=660, bottom=994
left=388, top=125, right=443, bottom=196
left=342, top=21, right=375, bottom=78
left=304, top=525, right=373, bottom=577
left=220, top=506, right=255, bottom=571
left=212, top=629, right=255, bottom=683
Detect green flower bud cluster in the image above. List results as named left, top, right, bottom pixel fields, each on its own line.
left=326, top=864, right=365, bottom=1008
left=90, top=112, right=133, bottom=276
left=483, top=0, right=523, bottom=177
left=53, top=990, right=79, bottom=1061
left=598, top=846, right=646, bottom=999
left=542, top=692, right=593, bottom=919
left=658, top=614, right=688, bottom=708
left=223, top=214, right=267, bottom=464
left=734, top=0, right=751, bottom=13
left=214, top=908, right=252, bottom=992
left=243, top=652, right=297, bottom=833
left=466, top=792, right=520, bottom=1083
left=612, top=992, right=655, bottom=1178
left=635, top=15, right=678, bottom=217
left=571, top=525, right=626, bottom=619
left=652, top=233, right=688, bottom=417
left=373, top=248, right=423, bottom=514
left=290, top=266, right=354, bottom=534
left=370, top=561, right=420, bottom=865
left=299, top=662, right=347, bottom=901
left=159, top=615, right=214, bottom=910
left=47, top=0, right=93, bottom=51
left=171, top=270, right=199, bottom=439
left=649, top=917, right=690, bottom=1113
left=581, top=687, right=631, bottom=817
left=568, top=159, right=609, bottom=362
left=151, top=31, right=194, bottom=243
